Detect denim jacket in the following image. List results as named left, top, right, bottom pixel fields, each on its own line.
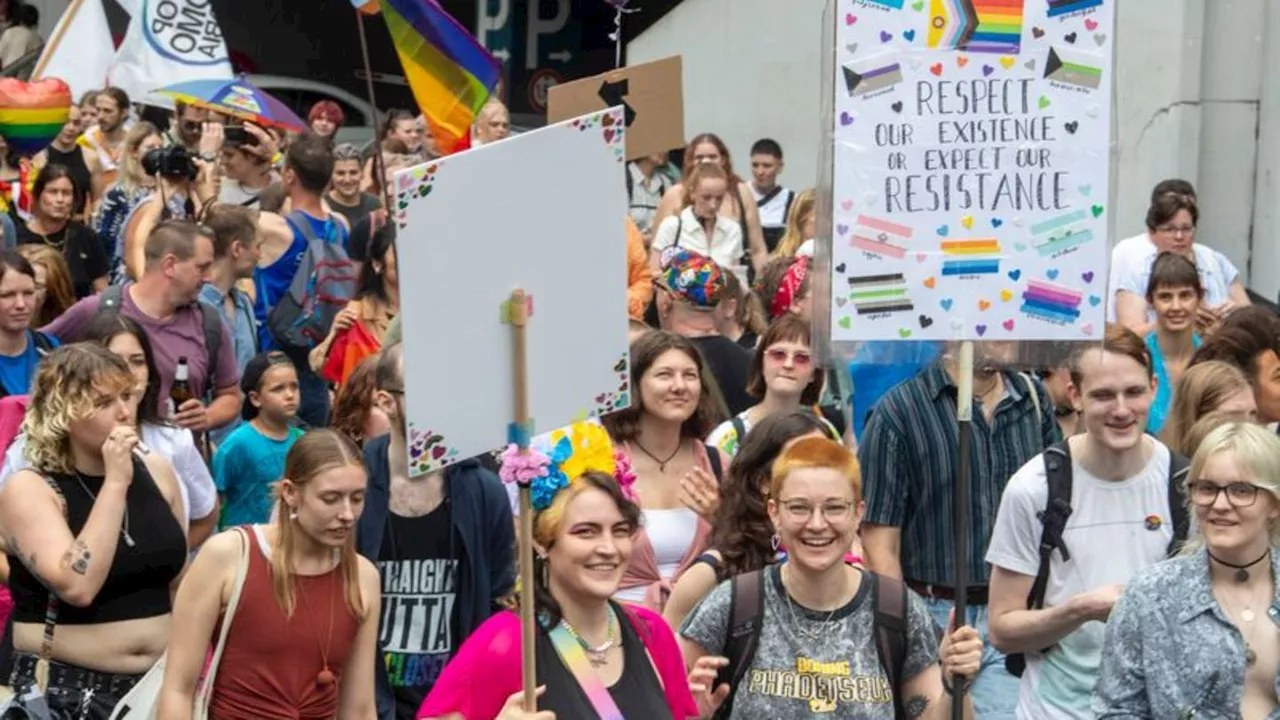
left=1093, top=547, right=1280, bottom=719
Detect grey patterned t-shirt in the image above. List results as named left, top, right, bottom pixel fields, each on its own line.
left=681, top=565, right=940, bottom=718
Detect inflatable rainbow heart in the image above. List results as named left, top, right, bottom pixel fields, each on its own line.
left=0, top=78, right=72, bottom=157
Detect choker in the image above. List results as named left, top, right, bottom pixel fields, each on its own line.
left=1207, top=548, right=1270, bottom=583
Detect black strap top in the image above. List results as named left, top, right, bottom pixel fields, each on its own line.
left=9, top=457, right=187, bottom=625
left=535, top=602, right=673, bottom=720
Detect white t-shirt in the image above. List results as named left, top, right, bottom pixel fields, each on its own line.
left=1108, top=235, right=1239, bottom=323
left=985, top=439, right=1175, bottom=720
left=752, top=185, right=794, bottom=229
left=1, top=424, right=218, bottom=522
left=652, top=206, right=745, bottom=270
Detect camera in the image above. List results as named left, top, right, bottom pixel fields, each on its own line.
left=141, top=146, right=199, bottom=181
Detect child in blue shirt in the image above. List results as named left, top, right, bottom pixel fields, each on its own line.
left=213, top=351, right=304, bottom=527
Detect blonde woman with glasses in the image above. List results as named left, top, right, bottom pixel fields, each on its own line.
left=1094, top=422, right=1280, bottom=718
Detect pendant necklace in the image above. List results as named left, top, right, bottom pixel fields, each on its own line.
left=72, top=472, right=134, bottom=548
left=631, top=438, right=683, bottom=473
left=1207, top=547, right=1270, bottom=583
left=559, top=607, right=619, bottom=668
left=297, top=565, right=339, bottom=687
left=1215, top=589, right=1262, bottom=667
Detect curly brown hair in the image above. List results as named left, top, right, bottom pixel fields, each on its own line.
left=711, top=411, right=830, bottom=580
left=331, top=355, right=380, bottom=446
left=602, top=331, right=726, bottom=442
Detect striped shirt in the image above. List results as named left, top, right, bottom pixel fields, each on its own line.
left=860, top=361, right=1056, bottom=587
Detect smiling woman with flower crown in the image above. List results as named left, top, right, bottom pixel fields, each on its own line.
left=416, top=422, right=727, bottom=720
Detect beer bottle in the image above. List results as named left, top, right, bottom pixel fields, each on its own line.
left=170, top=356, right=194, bottom=416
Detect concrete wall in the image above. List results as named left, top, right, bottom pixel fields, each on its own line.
left=631, top=0, right=1280, bottom=299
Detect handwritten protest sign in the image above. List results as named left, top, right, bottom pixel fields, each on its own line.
left=830, top=0, right=1114, bottom=342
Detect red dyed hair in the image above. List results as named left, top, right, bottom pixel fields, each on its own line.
left=308, top=100, right=345, bottom=129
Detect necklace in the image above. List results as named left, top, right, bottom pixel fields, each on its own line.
left=1214, top=588, right=1263, bottom=666
left=1207, top=547, right=1270, bottom=583
left=559, top=607, right=618, bottom=668
left=72, top=472, right=134, bottom=548
left=780, top=565, right=843, bottom=647
left=631, top=438, right=683, bottom=473
left=296, top=564, right=339, bottom=686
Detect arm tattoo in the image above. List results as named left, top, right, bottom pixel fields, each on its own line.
left=67, top=541, right=91, bottom=576
left=7, top=535, right=36, bottom=573
left=905, top=694, right=930, bottom=719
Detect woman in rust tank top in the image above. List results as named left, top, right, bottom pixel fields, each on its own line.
left=158, top=429, right=381, bottom=719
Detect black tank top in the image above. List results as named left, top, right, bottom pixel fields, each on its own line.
left=9, top=457, right=187, bottom=625
left=535, top=602, right=673, bottom=719
left=44, top=144, right=93, bottom=215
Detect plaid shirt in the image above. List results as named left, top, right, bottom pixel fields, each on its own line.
left=859, top=361, right=1056, bottom=586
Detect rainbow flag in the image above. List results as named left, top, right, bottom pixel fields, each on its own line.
left=351, top=0, right=500, bottom=155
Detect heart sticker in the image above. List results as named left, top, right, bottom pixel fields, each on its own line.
left=957, top=56, right=969, bottom=67
left=903, top=29, right=916, bottom=41
left=898, top=328, right=913, bottom=338
left=982, top=65, right=994, bottom=77
left=1085, top=18, right=1099, bottom=31
left=1000, top=290, right=1014, bottom=302
left=1082, top=323, right=1095, bottom=336
left=976, top=324, right=988, bottom=337
left=940, top=298, right=954, bottom=311
left=937, top=225, right=950, bottom=237
left=839, top=316, right=852, bottom=329
left=924, top=276, right=937, bottom=289
left=840, top=199, right=854, bottom=211
left=978, top=299, right=992, bottom=311
left=1002, top=319, right=1016, bottom=332
left=0, top=78, right=72, bottom=156
left=840, top=111, right=854, bottom=126
left=1000, top=56, right=1015, bottom=70
left=961, top=215, right=974, bottom=230
left=1039, top=96, right=1052, bottom=110
left=1008, top=269, right=1022, bottom=281
left=930, top=63, right=944, bottom=76
left=918, top=314, right=934, bottom=328
left=1047, top=269, right=1060, bottom=280
left=880, top=30, right=893, bottom=42
left=1089, top=295, right=1102, bottom=307
left=1082, top=271, right=1095, bottom=283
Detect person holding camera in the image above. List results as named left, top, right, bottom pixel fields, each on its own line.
left=16, top=164, right=109, bottom=299
left=218, top=122, right=280, bottom=209
left=119, top=124, right=222, bottom=281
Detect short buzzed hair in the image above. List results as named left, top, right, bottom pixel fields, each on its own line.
left=203, top=205, right=258, bottom=259
left=143, top=221, right=202, bottom=268
left=375, top=342, right=404, bottom=391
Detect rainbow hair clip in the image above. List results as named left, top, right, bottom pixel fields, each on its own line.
left=499, top=422, right=637, bottom=511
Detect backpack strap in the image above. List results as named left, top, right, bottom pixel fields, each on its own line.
left=30, top=330, right=52, bottom=355
left=781, top=188, right=795, bottom=225
left=1166, top=450, right=1191, bottom=556
left=714, top=568, right=765, bottom=720
left=1018, top=372, right=1044, bottom=434
left=286, top=210, right=323, bottom=248
left=1028, top=441, right=1074, bottom=612
left=705, top=444, right=723, bottom=482
left=196, top=302, right=224, bottom=400
left=870, top=572, right=909, bottom=720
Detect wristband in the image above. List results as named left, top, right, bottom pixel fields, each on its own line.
left=271, top=152, right=283, bottom=167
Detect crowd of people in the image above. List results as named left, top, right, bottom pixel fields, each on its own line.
left=0, top=70, right=1267, bottom=720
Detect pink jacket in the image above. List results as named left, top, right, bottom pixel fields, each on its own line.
left=416, top=607, right=698, bottom=720
left=617, top=442, right=714, bottom=611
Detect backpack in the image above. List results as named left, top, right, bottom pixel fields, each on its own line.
left=714, top=569, right=909, bottom=719
left=1004, top=439, right=1190, bottom=677
left=0, top=332, right=53, bottom=400
left=267, top=211, right=357, bottom=366
left=98, top=286, right=223, bottom=396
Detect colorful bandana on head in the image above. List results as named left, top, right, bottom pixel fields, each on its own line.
left=661, top=250, right=726, bottom=309
left=771, top=255, right=810, bottom=319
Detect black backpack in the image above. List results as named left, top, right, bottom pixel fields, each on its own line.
left=1004, top=440, right=1190, bottom=677
left=714, top=569, right=909, bottom=719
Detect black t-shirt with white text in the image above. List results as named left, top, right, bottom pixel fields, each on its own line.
left=377, top=502, right=462, bottom=719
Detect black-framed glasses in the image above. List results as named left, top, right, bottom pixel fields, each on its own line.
left=1188, top=480, right=1262, bottom=508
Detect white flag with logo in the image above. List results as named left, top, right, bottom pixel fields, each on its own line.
left=32, top=0, right=114, bottom=101
left=108, top=0, right=233, bottom=109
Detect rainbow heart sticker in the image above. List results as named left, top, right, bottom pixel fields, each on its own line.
left=0, top=78, right=71, bottom=157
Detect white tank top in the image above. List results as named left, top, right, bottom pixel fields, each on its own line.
left=613, top=507, right=699, bottom=603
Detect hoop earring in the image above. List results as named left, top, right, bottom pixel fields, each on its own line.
left=770, top=533, right=781, bottom=552
left=289, top=509, right=298, bottom=520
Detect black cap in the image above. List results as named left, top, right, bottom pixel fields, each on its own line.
left=240, top=351, right=294, bottom=421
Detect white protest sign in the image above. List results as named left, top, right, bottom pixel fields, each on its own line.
left=393, top=108, right=631, bottom=475
left=831, top=0, right=1113, bottom=342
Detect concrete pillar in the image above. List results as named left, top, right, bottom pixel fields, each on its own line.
left=1250, top=0, right=1280, bottom=301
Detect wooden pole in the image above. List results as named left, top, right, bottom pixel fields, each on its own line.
left=507, top=288, right=538, bottom=712
left=32, top=0, right=86, bottom=81
left=951, top=340, right=974, bottom=719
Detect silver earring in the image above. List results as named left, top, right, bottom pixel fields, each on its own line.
left=770, top=533, right=781, bottom=552
left=289, top=509, right=298, bottom=520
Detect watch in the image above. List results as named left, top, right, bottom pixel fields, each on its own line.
left=200, top=151, right=217, bottom=162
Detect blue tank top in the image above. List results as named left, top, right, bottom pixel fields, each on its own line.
left=254, top=211, right=349, bottom=350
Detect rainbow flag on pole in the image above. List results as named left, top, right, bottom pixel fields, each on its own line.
left=350, top=0, right=500, bottom=155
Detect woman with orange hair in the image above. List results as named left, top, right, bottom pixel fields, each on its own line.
left=680, top=437, right=982, bottom=719
left=16, top=243, right=74, bottom=327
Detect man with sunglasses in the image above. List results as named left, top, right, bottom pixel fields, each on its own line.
left=167, top=102, right=207, bottom=154
left=986, top=325, right=1190, bottom=719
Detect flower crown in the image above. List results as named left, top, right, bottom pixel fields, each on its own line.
left=498, top=422, right=637, bottom=511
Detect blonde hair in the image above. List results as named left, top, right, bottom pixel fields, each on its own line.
left=774, top=188, right=815, bottom=258
left=1163, top=360, right=1253, bottom=456
left=680, top=162, right=729, bottom=210
left=1186, top=422, right=1280, bottom=548
left=769, top=436, right=861, bottom=500
left=271, top=429, right=367, bottom=618
left=117, top=122, right=161, bottom=195
left=16, top=244, right=75, bottom=327
left=23, top=345, right=135, bottom=475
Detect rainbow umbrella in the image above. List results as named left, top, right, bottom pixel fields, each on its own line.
left=152, top=77, right=307, bottom=133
